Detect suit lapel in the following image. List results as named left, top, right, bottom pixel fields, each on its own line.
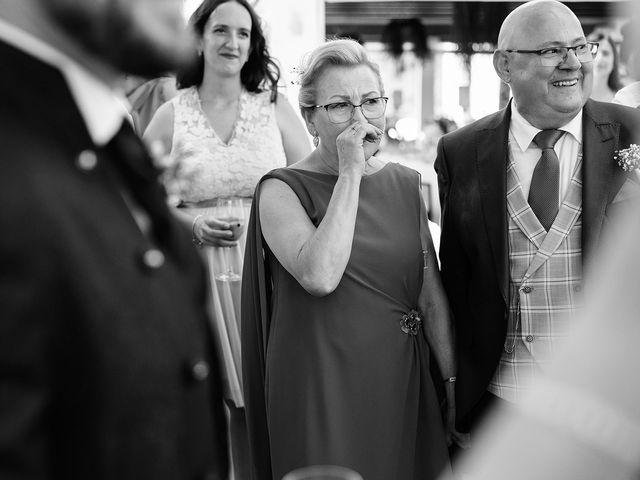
left=476, top=105, right=511, bottom=306
left=581, top=100, right=621, bottom=263
left=505, top=160, right=546, bottom=249
left=1, top=40, right=183, bottom=256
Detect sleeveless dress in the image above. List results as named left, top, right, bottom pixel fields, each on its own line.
left=168, top=86, right=287, bottom=406
left=242, top=163, right=452, bottom=480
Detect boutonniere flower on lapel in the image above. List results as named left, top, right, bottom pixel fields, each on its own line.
left=614, top=144, right=640, bottom=172
left=148, top=140, right=192, bottom=206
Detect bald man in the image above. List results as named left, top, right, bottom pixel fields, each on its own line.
left=435, top=0, right=640, bottom=449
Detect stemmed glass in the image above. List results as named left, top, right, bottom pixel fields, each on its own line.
left=213, top=196, right=246, bottom=282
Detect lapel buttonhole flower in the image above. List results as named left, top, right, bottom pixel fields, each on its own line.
left=614, top=144, right=640, bottom=172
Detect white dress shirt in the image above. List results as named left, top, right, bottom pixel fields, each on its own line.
left=509, top=102, right=583, bottom=204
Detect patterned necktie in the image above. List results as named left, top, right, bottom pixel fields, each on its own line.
left=528, top=129, right=564, bottom=231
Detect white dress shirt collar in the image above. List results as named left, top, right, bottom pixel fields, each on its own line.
left=510, top=100, right=583, bottom=153
left=0, top=17, right=129, bottom=146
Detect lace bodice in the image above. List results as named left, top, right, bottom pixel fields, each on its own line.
left=169, top=86, right=287, bottom=202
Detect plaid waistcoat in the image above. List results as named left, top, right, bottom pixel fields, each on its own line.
left=488, top=158, right=584, bottom=403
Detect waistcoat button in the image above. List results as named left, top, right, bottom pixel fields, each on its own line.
left=141, top=249, right=165, bottom=269
left=189, top=360, right=210, bottom=382
left=76, top=149, right=98, bottom=171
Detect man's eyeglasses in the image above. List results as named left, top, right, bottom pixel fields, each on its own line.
left=313, top=97, right=389, bottom=124
left=506, top=42, right=599, bottom=67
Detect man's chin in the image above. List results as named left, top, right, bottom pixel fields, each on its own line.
left=551, top=93, right=588, bottom=115
left=109, top=12, right=196, bottom=76
left=46, top=0, right=195, bottom=77
left=108, top=36, right=195, bottom=77
left=88, top=20, right=195, bottom=77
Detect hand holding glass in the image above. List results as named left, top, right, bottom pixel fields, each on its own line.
left=213, top=197, right=245, bottom=282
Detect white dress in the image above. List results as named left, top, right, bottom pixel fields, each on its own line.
left=168, top=86, right=287, bottom=406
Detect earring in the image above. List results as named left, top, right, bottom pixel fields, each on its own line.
left=312, top=132, right=319, bottom=147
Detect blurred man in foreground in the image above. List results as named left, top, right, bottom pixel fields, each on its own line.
left=0, top=0, right=228, bottom=478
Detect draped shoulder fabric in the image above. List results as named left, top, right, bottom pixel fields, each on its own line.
left=242, top=163, right=452, bottom=480
left=241, top=167, right=274, bottom=480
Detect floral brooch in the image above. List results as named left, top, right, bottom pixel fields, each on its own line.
left=400, top=309, right=423, bottom=336
left=614, top=144, right=640, bottom=172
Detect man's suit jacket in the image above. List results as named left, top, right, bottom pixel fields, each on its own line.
left=435, top=99, right=640, bottom=425
left=0, top=41, right=228, bottom=479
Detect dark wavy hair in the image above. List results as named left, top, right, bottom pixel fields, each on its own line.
left=588, top=32, right=624, bottom=92
left=176, top=0, right=281, bottom=102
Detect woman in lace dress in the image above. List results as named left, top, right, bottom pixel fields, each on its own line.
left=144, top=0, right=310, bottom=477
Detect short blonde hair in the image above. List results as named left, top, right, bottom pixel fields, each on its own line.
left=297, top=39, right=384, bottom=117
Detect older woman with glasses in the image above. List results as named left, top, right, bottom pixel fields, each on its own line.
left=242, top=38, right=461, bottom=480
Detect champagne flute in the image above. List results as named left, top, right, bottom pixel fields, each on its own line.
left=213, top=196, right=246, bottom=282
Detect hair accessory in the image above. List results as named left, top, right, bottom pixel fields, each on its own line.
left=192, top=214, right=204, bottom=248
left=290, top=66, right=304, bottom=85
left=444, top=376, right=457, bottom=383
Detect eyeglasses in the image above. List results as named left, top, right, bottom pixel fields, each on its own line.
left=506, top=42, right=599, bottom=67
left=313, top=96, right=389, bottom=124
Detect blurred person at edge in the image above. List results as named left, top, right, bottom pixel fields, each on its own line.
left=0, top=0, right=228, bottom=479
left=586, top=32, right=623, bottom=102
left=613, top=18, right=640, bottom=107
left=446, top=200, right=640, bottom=480
left=144, top=0, right=310, bottom=478
left=435, top=0, right=640, bottom=470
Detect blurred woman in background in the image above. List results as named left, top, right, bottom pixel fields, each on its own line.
left=587, top=32, right=623, bottom=102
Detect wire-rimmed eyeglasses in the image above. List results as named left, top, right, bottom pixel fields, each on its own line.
left=506, top=42, right=599, bottom=67
left=313, top=96, right=389, bottom=124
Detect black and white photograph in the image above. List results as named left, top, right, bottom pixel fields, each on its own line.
left=1, top=0, right=639, bottom=479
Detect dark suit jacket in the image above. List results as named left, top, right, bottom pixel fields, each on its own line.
left=435, top=99, right=640, bottom=425
left=0, top=40, right=228, bottom=479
